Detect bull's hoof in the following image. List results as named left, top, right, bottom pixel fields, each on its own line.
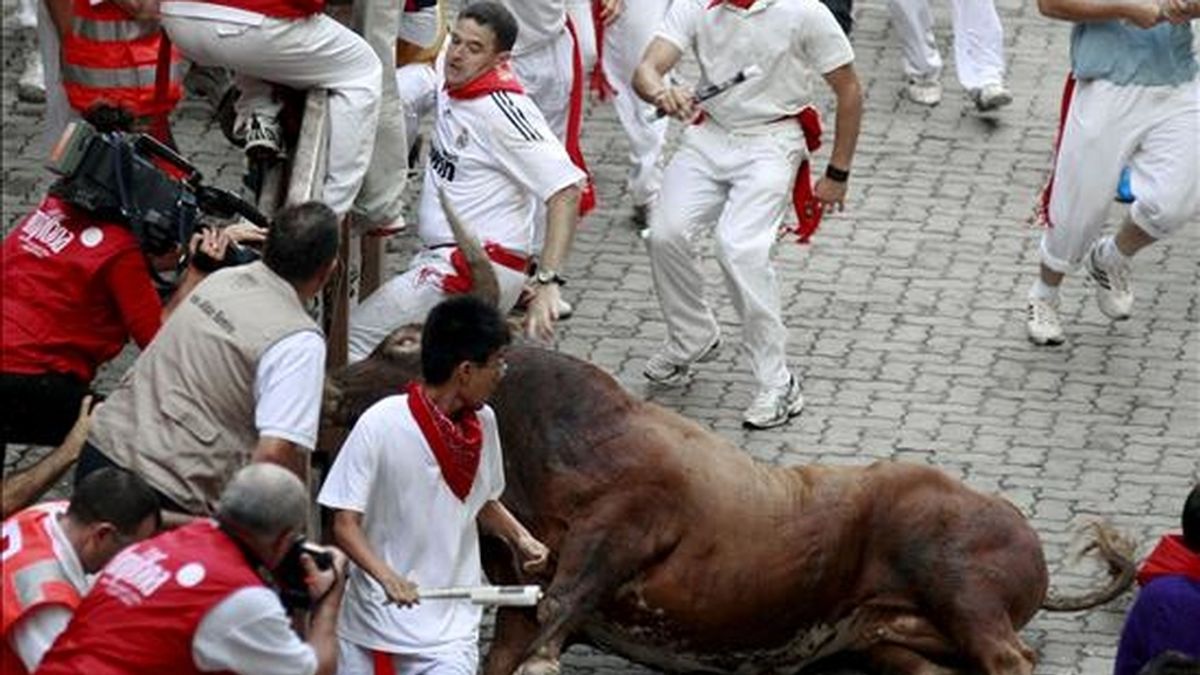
left=516, top=657, right=561, bottom=675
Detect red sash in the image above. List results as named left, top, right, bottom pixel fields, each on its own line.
left=440, top=242, right=530, bottom=295
left=406, top=382, right=482, bottom=501
left=564, top=17, right=597, bottom=217
left=1034, top=73, right=1077, bottom=229
left=588, top=2, right=615, bottom=100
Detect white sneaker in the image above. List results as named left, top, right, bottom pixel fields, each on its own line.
left=1026, top=297, right=1065, bottom=346
left=643, top=335, right=721, bottom=387
left=904, top=76, right=942, bottom=106
left=970, top=82, right=1013, bottom=112
left=1084, top=239, right=1133, bottom=320
left=742, top=376, right=805, bottom=430
left=18, top=51, right=45, bottom=103
left=240, top=113, right=285, bottom=160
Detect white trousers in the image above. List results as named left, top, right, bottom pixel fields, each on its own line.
left=336, top=636, right=478, bottom=675
left=888, top=0, right=1005, bottom=89
left=1040, top=77, right=1200, bottom=273
left=395, top=62, right=438, bottom=158
left=37, top=0, right=75, bottom=154
left=352, top=0, right=407, bottom=226
left=647, top=122, right=803, bottom=391
left=161, top=13, right=382, bottom=216
left=601, top=0, right=669, bottom=207
left=566, top=0, right=596, bottom=75
left=347, top=247, right=529, bottom=363
left=511, top=30, right=573, bottom=142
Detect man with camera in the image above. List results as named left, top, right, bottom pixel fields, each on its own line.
left=35, top=463, right=347, bottom=675
left=1, top=468, right=159, bottom=674
left=76, top=201, right=339, bottom=519
left=1, top=109, right=264, bottom=458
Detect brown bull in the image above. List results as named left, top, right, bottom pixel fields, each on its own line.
left=322, top=334, right=1134, bottom=675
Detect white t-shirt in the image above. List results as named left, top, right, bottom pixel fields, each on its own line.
left=502, top=0, right=566, bottom=53
left=657, top=0, right=854, bottom=130
left=416, top=82, right=585, bottom=254
left=7, top=511, right=88, bottom=672
left=317, top=395, right=506, bottom=653
left=191, top=587, right=318, bottom=675
left=254, top=330, right=325, bottom=450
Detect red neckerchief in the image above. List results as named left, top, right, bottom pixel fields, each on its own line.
left=446, top=62, right=525, bottom=100
left=406, top=382, right=482, bottom=501
left=708, top=0, right=756, bottom=8
left=1137, top=534, right=1200, bottom=587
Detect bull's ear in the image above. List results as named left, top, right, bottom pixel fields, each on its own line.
left=373, top=324, right=422, bottom=362
left=438, top=188, right=500, bottom=308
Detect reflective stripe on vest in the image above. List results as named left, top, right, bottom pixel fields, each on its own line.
left=61, top=60, right=187, bottom=90
left=71, top=16, right=159, bottom=41
left=12, top=559, right=69, bottom=607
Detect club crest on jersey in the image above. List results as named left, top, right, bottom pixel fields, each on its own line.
left=455, top=129, right=470, bottom=149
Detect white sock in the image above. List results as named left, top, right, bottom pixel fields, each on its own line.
left=1029, top=278, right=1060, bottom=303
left=1098, top=235, right=1128, bottom=268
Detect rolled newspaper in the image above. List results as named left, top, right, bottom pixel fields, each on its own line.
left=418, top=585, right=543, bottom=607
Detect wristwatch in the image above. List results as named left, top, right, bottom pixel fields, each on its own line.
left=533, top=269, right=566, bottom=286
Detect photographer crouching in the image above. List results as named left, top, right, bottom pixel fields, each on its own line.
left=36, top=463, right=347, bottom=675
left=0, top=106, right=266, bottom=492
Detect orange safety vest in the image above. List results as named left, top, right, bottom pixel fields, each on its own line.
left=61, top=0, right=185, bottom=118
left=0, top=502, right=82, bottom=675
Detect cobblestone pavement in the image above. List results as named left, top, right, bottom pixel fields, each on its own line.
left=3, top=0, right=1198, bottom=672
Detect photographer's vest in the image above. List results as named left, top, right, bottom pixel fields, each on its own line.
left=62, top=0, right=185, bottom=118
left=90, top=262, right=319, bottom=515
left=0, top=503, right=82, bottom=675
left=34, top=520, right=262, bottom=675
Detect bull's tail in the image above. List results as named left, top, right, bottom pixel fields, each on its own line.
left=1041, top=521, right=1137, bottom=612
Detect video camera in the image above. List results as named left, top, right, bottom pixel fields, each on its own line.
left=273, top=537, right=336, bottom=612
left=47, top=120, right=269, bottom=268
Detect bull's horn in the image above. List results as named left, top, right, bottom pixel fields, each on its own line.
left=438, top=188, right=501, bottom=308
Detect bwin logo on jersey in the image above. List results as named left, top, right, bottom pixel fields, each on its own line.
left=429, top=145, right=458, bottom=182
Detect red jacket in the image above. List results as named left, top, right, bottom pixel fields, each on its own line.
left=61, top=0, right=183, bottom=117
left=35, top=520, right=263, bottom=675
left=1, top=197, right=162, bottom=382
left=1, top=502, right=81, bottom=675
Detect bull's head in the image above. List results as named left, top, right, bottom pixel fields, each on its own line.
left=319, top=188, right=503, bottom=449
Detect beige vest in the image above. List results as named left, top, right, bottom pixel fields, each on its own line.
left=90, top=262, right=319, bottom=514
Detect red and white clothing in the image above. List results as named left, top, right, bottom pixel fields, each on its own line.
left=1, top=502, right=85, bottom=674
left=1, top=196, right=160, bottom=383
left=888, top=0, right=1006, bottom=91
left=159, top=0, right=382, bottom=217
left=35, top=519, right=318, bottom=675
left=502, top=0, right=571, bottom=140
left=598, top=0, right=671, bottom=208
left=317, top=394, right=506, bottom=665
left=647, top=0, right=853, bottom=392
left=347, top=65, right=583, bottom=362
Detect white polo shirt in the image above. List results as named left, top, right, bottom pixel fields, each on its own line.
left=502, top=0, right=567, bottom=54
left=416, top=82, right=585, bottom=254
left=317, top=395, right=507, bottom=653
left=657, top=0, right=855, bottom=130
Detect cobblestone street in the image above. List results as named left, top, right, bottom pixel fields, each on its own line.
left=2, top=0, right=1198, bottom=672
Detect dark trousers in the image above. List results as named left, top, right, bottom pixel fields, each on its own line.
left=0, top=371, right=90, bottom=448
left=75, top=442, right=189, bottom=514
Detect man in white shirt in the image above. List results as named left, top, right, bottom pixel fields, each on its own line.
left=634, top=0, right=863, bottom=429
left=36, top=463, right=348, bottom=675
left=1, top=468, right=159, bottom=674
left=321, top=295, right=549, bottom=675
left=348, top=2, right=585, bottom=360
